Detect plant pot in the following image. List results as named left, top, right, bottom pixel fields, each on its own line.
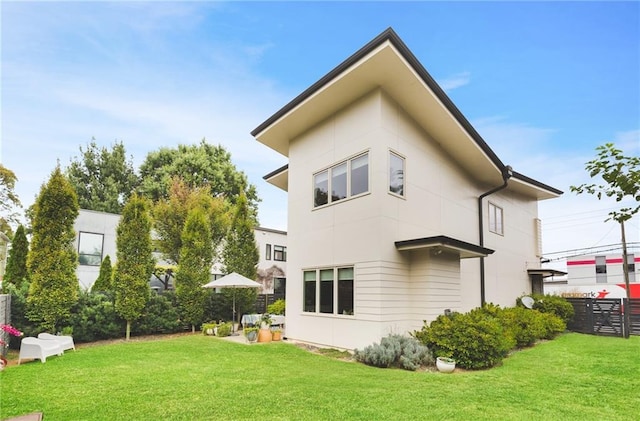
left=245, top=330, right=258, bottom=343
left=272, top=331, right=282, bottom=341
left=436, top=357, right=456, bottom=373
left=257, top=329, right=272, bottom=343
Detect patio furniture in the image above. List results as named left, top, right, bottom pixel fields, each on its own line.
left=38, top=332, right=76, bottom=352
left=18, top=337, right=63, bottom=364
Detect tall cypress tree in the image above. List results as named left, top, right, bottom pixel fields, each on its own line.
left=4, top=224, right=29, bottom=289
left=222, top=192, right=259, bottom=325
left=114, top=193, right=154, bottom=340
left=27, top=166, right=79, bottom=332
left=176, top=207, right=212, bottom=332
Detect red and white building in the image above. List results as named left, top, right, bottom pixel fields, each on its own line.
left=545, top=253, right=640, bottom=299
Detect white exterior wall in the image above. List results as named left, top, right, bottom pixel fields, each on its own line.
left=74, top=209, right=120, bottom=290
left=285, top=90, right=542, bottom=349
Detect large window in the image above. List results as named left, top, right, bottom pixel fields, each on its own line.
left=488, top=202, right=504, bottom=235
left=303, top=266, right=354, bottom=316
left=78, top=232, right=103, bottom=266
left=389, top=151, right=405, bottom=196
left=274, top=245, right=287, bottom=262
left=313, top=153, right=368, bottom=208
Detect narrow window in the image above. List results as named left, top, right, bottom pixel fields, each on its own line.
left=78, top=232, right=104, bottom=266
left=319, top=269, right=334, bottom=314
left=314, top=171, right=328, bottom=207
left=389, top=152, right=405, bottom=196
left=331, top=162, right=347, bottom=202
left=303, top=271, right=316, bottom=312
left=265, top=244, right=272, bottom=260
left=488, top=202, right=504, bottom=235
left=595, top=255, right=607, bottom=284
left=337, top=267, right=354, bottom=315
left=627, top=254, right=636, bottom=283
left=351, top=153, right=369, bottom=196
left=274, top=245, right=287, bottom=262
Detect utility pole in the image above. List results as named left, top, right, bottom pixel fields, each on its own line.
left=621, top=220, right=631, bottom=300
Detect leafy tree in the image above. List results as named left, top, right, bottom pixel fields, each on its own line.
left=139, top=139, right=259, bottom=213
left=114, top=193, right=154, bottom=340
left=91, top=255, right=114, bottom=293
left=65, top=140, right=139, bottom=214
left=152, top=177, right=229, bottom=265
left=26, top=166, right=79, bottom=332
left=175, top=207, right=212, bottom=332
left=570, top=142, right=640, bottom=300
left=4, top=224, right=29, bottom=289
left=0, top=164, right=22, bottom=236
left=221, top=192, right=259, bottom=325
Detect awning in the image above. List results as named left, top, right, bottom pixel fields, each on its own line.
left=527, top=268, right=567, bottom=278
left=394, top=235, right=494, bottom=259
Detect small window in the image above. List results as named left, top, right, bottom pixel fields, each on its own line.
left=313, top=153, right=368, bottom=208
left=626, top=254, right=636, bottom=283
left=595, top=255, right=607, bottom=284
left=337, top=267, right=354, bottom=315
left=389, top=151, right=405, bottom=196
left=78, top=232, right=104, bottom=266
left=303, top=271, right=316, bottom=312
left=274, top=245, right=287, bottom=262
left=488, top=202, right=504, bottom=235
left=319, top=269, right=334, bottom=314
left=265, top=244, right=272, bottom=260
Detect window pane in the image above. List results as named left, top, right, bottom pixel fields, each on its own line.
left=266, top=244, right=271, bottom=260
left=338, top=268, right=354, bottom=315
left=389, top=153, right=404, bottom=196
left=303, top=271, right=316, bottom=312
left=351, top=154, right=368, bottom=196
left=314, top=171, right=328, bottom=207
left=495, top=206, right=503, bottom=234
left=274, top=245, right=286, bottom=262
left=319, top=269, right=334, bottom=314
left=78, top=232, right=103, bottom=266
left=331, top=162, right=347, bottom=202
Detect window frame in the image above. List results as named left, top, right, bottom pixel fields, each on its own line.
left=488, top=202, right=504, bottom=235
left=265, top=244, right=272, bottom=260
left=78, top=231, right=104, bottom=266
left=313, top=152, right=369, bottom=209
left=389, top=150, right=405, bottom=198
left=273, top=245, right=287, bottom=262
left=302, top=266, right=355, bottom=317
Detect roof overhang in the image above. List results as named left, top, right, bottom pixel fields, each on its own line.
left=527, top=268, right=567, bottom=278
left=395, top=235, right=494, bottom=259
left=263, top=164, right=288, bottom=191
left=252, top=28, right=562, bottom=200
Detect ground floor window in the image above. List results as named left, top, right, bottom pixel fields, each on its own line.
left=303, top=266, right=354, bottom=316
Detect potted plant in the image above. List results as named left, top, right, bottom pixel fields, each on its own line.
left=202, top=322, right=218, bottom=336
left=244, top=327, right=259, bottom=343
left=436, top=356, right=456, bottom=373
left=258, top=314, right=273, bottom=343
left=271, top=326, right=282, bottom=341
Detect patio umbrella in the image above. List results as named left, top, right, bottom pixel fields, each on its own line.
left=202, top=272, right=262, bottom=332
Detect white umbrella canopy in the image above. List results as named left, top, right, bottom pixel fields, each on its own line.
left=202, top=272, right=262, bottom=332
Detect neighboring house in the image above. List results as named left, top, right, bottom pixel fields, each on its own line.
left=73, top=209, right=287, bottom=292
left=544, top=253, right=640, bottom=298
left=252, top=28, right=562, bottom=350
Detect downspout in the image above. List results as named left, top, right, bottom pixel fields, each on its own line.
left=478, top=165, right=512, bottom=306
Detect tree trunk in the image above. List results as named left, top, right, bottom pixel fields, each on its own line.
left=126, top=321, right=131, bottom=341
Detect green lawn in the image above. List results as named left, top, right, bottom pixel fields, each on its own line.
left=1, top=333, right=637, bottom=420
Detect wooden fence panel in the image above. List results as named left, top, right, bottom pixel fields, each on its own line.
left=565, top=297, right=640, bottom=337
left=628, top=298, right=640, bottom=336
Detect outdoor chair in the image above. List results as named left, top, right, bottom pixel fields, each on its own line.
left=18, top=337, right=63, bottom=364
left=37, top=332, right=76, bottom=352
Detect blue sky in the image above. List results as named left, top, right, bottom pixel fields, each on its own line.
left=1, top=1, right=639, bottom=269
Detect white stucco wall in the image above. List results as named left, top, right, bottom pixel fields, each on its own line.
left=74, top=209, right=120, bottom=290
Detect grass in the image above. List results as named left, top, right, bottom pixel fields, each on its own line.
left=0, top=333, right=638, bottom=420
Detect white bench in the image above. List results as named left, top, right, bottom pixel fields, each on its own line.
left=18, top=337, right=64, bottom=364
left=37, top=332, right=75, bottom=352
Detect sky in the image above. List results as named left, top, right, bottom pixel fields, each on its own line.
left=1, top=1, right=639, bottom=271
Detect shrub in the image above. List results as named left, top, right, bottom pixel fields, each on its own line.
left=354, top=334, right=432, bottom=371
left=498, top=306, right=546, bottom=348
left=68, top=291, right=124, bottom=342
left=415, top=308, right=515, bottom=370
left=538, top=311, right=566, bottom=339
left=267, top=299, right=285, bottom=315
left=215, top=322, right=233, bottom=337
left=132, top=291, right=183, bottom=336
left=518, top=294, right=574, bottom=324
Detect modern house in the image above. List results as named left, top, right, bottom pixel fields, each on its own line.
left=74, top=209, right=286, bottom=293
left=544, top=253, right=639, bottom=299
left=252, top=28, right=562, bottom=350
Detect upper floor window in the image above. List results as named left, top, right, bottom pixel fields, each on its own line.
left=265, top=244, right=272, bottom=260
left=313, top=153, right=369, bottom=208
left=595, top=255, right=607, bottom=284
left=389, top=151, right=405, bottom=197
left=488, top=202, right=503, bottom=235
left=78, top=232, right=103, bottom=266
left=274, top=245, right=287, bottom=262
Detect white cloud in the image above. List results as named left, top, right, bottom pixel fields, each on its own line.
left=437, top=71, right=471, bottom=91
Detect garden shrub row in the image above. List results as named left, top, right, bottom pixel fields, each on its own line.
left=413, top=295, right=569, bottom=370
left=354, top=334, right=433, bottom=371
